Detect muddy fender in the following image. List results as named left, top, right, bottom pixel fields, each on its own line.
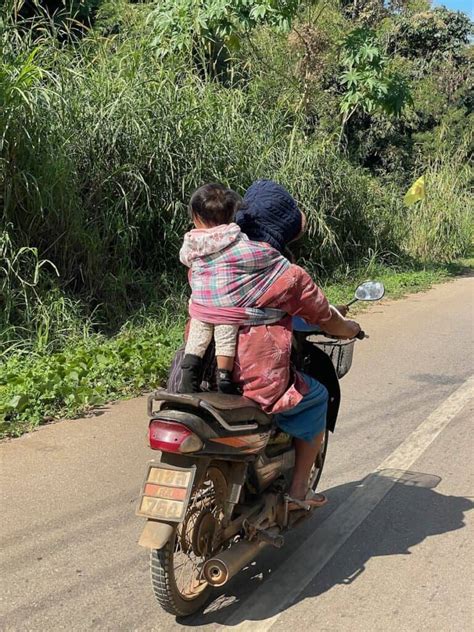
left=138, top=520, right=174, bottom=550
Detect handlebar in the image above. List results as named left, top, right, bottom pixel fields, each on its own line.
left=299, top=329, right=367, bottom=340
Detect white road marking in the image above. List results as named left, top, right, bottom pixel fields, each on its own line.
left=220, top=374, right=474, bottom=631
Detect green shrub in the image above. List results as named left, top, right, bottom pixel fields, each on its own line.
left=1, top=13, right=409, bottom=338
left=0, top=315, right=184, bottom=437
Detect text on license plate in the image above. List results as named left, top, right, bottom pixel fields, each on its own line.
left=137, top=464, right=195, bottom=522
left=147, top=468, right=191, bottom=488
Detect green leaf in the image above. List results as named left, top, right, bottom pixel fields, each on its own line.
left=8, top=394, right=28, bottom=412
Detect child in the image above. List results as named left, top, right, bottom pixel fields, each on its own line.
left=178, top=183, right=301, bottom=394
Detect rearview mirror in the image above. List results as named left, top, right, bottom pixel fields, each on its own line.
left=354, top=281, right=385, bottom=302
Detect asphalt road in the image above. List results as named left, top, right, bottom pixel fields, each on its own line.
left=1, top=276, right=473, bottom=632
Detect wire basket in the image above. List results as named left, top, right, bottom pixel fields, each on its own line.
left=309, top=337, right=355, bottom=379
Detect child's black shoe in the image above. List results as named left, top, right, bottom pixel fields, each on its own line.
left=178, top=354, right=202, bottom=393
left=217, top=369, right=241, bottom=395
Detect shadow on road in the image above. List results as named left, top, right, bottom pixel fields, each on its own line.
left=409, top=373, right=466, bottom=386
left=183, top=471, right=473, bottom=627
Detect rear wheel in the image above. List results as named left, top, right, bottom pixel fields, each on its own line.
left=150, top=466, right=227, bottom=616
left=309, top=429, right=329, bottom=492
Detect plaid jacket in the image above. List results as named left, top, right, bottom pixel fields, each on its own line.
left=180, top=223, right=290, bottom=308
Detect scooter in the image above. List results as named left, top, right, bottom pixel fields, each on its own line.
left=136, top=281, right=384, bottom=616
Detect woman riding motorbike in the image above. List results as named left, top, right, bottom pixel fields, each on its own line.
left=170, top=179, right=361, bottom=509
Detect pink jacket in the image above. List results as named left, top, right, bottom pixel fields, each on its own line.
left=233, top=264, right=332, bottom=414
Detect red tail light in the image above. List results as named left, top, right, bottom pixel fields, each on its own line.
left=148, top=420, right=203, bottom=453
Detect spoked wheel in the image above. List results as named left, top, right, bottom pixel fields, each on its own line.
left=309, top=429, right=329, bottom=492
left=150, top=466, right=227, bottom=617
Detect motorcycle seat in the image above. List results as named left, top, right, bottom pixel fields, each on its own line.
left=151, top=390, right=273, bottom=427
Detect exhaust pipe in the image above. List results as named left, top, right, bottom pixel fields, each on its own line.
left=203, top=528, right=282, bottom=587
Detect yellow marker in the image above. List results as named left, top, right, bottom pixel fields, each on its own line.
left=404, top=175, right=426, bottom=206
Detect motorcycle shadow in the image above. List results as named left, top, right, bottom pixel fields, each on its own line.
left=182, top=470, right=473, bottom=626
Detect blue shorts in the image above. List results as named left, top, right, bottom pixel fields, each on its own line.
left=274, top=374, right=328, bottom=442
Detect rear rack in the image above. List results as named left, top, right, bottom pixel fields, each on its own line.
left=147, top=390, right=260, bottom=433
left=198, top=400, right=258, bottom=432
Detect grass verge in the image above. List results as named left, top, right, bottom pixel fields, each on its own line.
left=323, top=258, right=473, bottom=308
left=0, top=316, right=185, bottom=439
left=1, top=258, right=472, bottom=439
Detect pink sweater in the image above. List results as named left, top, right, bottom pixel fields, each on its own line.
left=233, top=264, right=332, bottom=414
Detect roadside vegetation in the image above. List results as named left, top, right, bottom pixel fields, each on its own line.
left=1, top=0, right=472, bottom=437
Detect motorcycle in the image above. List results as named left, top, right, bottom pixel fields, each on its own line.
left=136, top=281, right=385, bottom=616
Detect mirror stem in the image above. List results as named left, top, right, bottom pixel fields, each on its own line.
left=347, top=298, right=358, bottom=306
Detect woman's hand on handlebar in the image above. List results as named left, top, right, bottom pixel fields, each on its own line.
left=322, top=307, right=361, bottom=339
left=341, top=319, right=361, bottom=340
left=323, top=324, right=365, bottom=340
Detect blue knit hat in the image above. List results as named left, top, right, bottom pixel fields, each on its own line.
left=237, top=180, right=303, bottom=254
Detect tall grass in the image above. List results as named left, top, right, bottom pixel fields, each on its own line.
left=1, top=8, right=471, bottom=357
left=407, top=150, right=473, bottom=262
left=1, top=12, right=407, bottom=343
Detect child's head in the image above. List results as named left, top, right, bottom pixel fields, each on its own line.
left=189, top=184, right=241, bottom=228
left=237, top=180, right=305, bottom=253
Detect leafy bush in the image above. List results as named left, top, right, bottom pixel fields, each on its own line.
left=339, top=28, right=412, bottom=117
left=149, top=0, right=300, bottom=57
left=1, top=12, right=412, bottom=342
left=392, top=8, right=472, bottom=61
left=12, top=0, right=102, bottom=26
left=0, top=316, right=184, bottom=437
left=338, top=27, right=412, bottom=148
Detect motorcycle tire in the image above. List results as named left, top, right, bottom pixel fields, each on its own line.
left=150, top=530, right=212, bottom=617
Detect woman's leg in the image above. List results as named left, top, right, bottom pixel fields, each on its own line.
left=289, top=431, right=325, bottom=500
left=274, top=374, right=328, bottom=506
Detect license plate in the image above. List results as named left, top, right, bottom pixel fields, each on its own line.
left=136, top=462, right=196, bottom=522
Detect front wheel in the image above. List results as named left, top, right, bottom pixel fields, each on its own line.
left=309, top=428, right=329, bottom=492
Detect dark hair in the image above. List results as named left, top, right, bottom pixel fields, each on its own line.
left=189, top=183, right=241, bottom=226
